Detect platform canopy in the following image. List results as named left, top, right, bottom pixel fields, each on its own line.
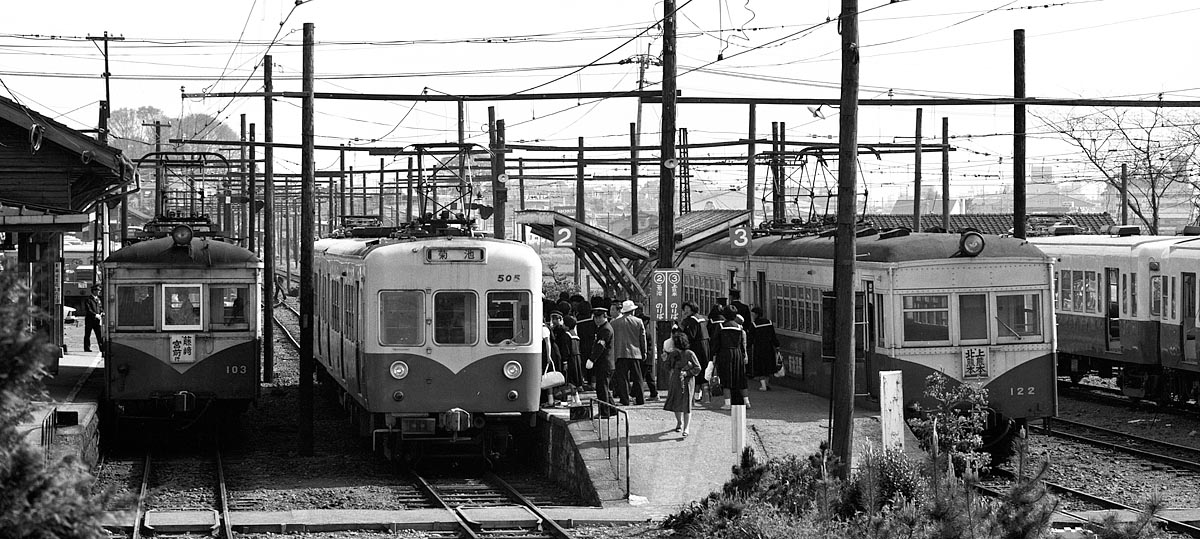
left=0, top=198, right=91, bottom=233
left=515, top=208, right=751, bottom=300
left=0, top=95, right=136, bottom=220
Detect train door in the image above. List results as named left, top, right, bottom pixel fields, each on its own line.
left=755, top=271, right=767, bottom=312
left=1106, top=268, right=1121, bottom=351
left=855, top=280, right=874, bottom=396
left=1183, top=272, right=1197, bottom=364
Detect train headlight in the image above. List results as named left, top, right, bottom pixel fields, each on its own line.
left=503, top=361, right=523, bottom=380
left=959, top=231, right=985, bottom=257
left=389, top=361, right=410, bottom=380
left=170, top=225, right=194, bottom=247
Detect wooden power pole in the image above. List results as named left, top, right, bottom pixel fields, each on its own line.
left=263, top=55, right=276, bottom=383
left=299, top=23, right=315, bottom=456
left=831, top=0, right=861, bottom=480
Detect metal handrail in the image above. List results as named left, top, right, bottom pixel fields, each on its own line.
left=40, top=407, right=57, bottom=464
left=588, top=397, right=630, bottom=498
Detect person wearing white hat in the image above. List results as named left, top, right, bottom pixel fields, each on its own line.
left=610, top=299, right=649, bottom=406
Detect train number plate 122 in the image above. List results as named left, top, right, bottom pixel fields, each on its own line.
left=425, top=247, right=485, bottom=263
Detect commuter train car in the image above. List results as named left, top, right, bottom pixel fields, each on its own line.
left=103, top=224, right=263, bottom=424
left=685, top=228, right=1057, bottom=455
left=313, top=218, right=542, bottom=460
left=1031, top=229, right=1200, bottom=403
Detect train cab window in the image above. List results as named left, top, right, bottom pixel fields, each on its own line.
left=996, top=293, right=1042, bottom=341
left=380, top=291, right=424, bottom=346
left=959, top=294, right=988, bottom=341
left=434, top=291, right=477, bottom=345
left=486, top=291, right=531, bottom=345
left=115, top=285, right=154, bottom=329
left=163, top=285, right=202, bottom=330
left=902, top=295, right=949, bottom=343
left=209, top=286, right=250, bottom=330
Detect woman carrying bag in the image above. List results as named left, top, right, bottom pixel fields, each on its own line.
left=662, top=327, right=702, bottom=437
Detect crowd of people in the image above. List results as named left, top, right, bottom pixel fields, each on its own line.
left=539, top=288, right=782, bottom=438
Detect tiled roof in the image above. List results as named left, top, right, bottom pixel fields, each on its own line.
left=865, top=213, right=1115, bottom=236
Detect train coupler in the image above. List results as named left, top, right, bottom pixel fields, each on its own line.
left=173, top=391, right=196, bottom=413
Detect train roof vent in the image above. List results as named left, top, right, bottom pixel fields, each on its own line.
left=1049, top=224, right=1079, bottom=235
left=878, top=227, right=911, bottom=240
left=1110, top=225, right=1141, bottom=237
left=1179, top=225, right=1200, bottom=236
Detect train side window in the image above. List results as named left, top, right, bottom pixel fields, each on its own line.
left=486, top=291, right=531, bottom=345
left=1122, top=274, right=1128, bottom=315
left=163, top=284, right=202, bottom=330
left=959, top=294, right=988, bottom=341
left=115, top=285, right=154, bottom=329
left=330, top=278, right=340, bottom=332
left=434, top=291, right=477, bottom=345
left=1130, top=274, right=1138, bottom=317
left=380, top=291, right=424, bottom=346
left=1084, top=271, right=1098, bottom=313
left=1060, top=270, right=1073, bottom=311
left=997, top=292, right=1042, bottom=341
left=902, top=295, right=949, bottom=343
left=1151, top=276, right=1163, bottom=317
left=1071, top=270, right=1084, bottom=313
left=209, top=286, right=250, bottom=330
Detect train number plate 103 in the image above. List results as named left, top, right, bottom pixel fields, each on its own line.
left=425, top=247, right=485, bottom=263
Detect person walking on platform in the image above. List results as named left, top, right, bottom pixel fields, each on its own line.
left=663, top=327, right=701, bottom=437
left=574, top=299, right=600, bottom=391
left=679, top=302, right=710, bottom=403
left=588, top=307, right=617, bottom=416
left=83, top=284, right=104, bottom=352
left=749, top=307, right=781, bottom=391
left=712, top=306, right=749, bottom=409
left=730, top=288, right=754, bottom=359
left=610, top=299, right=649, bottom=406
left=635, top=305, right=659, bottom=401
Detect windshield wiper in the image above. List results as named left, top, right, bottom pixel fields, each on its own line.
left=996, top=317, right=1022, bottom=340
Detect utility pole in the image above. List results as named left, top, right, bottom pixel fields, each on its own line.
left=576, top=137, right=585, bottom=286
left=913, top=108, right=923, bottom=230
left=87, top=31, right=123, bottom=144
left=942, top=117, right=950, bottom=231
left=630, top=123, right=639, bottom=234
left=747, top=105, right=756, bottom=226
left=1013, top=29, right=1027, bottom=239
left=1120, top=163, right=1129, bottom=225
left=299, top=22, right=315, bottom=457
left=492, top=120, right=507, bottom=239
left=262, top=54, right=276, bottom=383
left=249, top=123, right=257, bottom=252
left=142, top=120, right=171, bottom=217
left=831, top=0, right=861, bottom=480
left=625, top=49, right=658, bottom=235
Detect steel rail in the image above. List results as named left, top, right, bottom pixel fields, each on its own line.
left=1035, top=418, right=1200, bottom=473
left=131, top=452, right=152, bottom=539
left=485, top=472, right=574, bottom=539
left=408, top=470, right=482, bottom=539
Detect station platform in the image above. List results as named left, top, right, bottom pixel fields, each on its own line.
left=19, top=320, right=104, bottom=467
left=541, top=384, right=925, bottom=521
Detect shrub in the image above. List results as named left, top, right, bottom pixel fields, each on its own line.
left=0, top=274, right=106, bottom=539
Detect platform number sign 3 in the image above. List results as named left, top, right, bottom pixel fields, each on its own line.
left=729, top=225, right=751, bottom=250
left=554, top=225, right=576, bottom=248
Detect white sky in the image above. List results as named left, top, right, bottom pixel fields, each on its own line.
left=2, top=0, right=1198, bottom=208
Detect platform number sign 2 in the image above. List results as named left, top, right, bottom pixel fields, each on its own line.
left=650, top=269, right=682, bottom=321
left=554, top=225, right=576, bottom=248
left=729, top=225, right=751, bottom=251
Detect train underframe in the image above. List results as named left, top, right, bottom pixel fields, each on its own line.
left=1059, top=352, right=1200, bottom=404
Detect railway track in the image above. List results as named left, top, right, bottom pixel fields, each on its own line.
left=411, top=469, right=576, bottom=539
left=108, top=438, right=234, bottom=539
left=1034, top=417, right=1200, bottom=474
left=977, top=468, right=1200, bottom=538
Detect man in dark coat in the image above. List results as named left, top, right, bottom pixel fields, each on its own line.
left=84, top=284, right=104, bottom=352
left=588, top=307, right=616, bottom=416
left=610, top=300, right=649, bottom=405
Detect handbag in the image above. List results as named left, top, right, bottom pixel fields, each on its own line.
left=541, top=358, right=566, bottom=390
left=710, top=373, right=724, bottom=396
left=685, top=352, right=702, bottom=378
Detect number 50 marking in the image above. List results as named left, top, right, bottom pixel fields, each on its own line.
left=554, top=225, right=576, bottom=248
